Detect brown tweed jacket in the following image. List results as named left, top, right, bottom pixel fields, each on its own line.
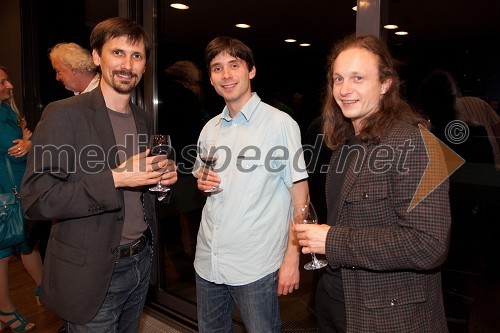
left=325, top=120, right=451, bottom=332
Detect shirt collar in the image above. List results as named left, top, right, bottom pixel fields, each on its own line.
left=219, top=92, right=261, bottom=123
left=75, top=73, right=101, bottom=96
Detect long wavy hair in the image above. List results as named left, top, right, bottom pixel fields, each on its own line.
left=0, top=65, right=24, bottom=127
left=322, top=34, right=426, bottom=151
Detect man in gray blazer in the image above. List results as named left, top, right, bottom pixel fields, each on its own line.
left=21, top=17, right=177, bottom=333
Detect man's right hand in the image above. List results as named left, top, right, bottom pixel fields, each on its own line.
left=112, top=149, right=169, bottom=188
left=196, top=167, right=221, bottom=192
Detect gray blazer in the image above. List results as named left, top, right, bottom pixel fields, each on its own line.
left=325, top=120, right=451, bottom=332
left=21, top=88, right=157, bottom=324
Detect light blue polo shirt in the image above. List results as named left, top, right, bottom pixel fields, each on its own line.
left=194, top=93, right=308, bottom=285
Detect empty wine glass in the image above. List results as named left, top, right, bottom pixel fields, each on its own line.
left=149, top=134, right=172, bottom=193
left=293, top=202, right=328, bottom=270
left=198, top=140, right=222, bottom=193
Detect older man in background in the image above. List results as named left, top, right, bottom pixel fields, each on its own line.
left=49, top=42, right=100, bottom=95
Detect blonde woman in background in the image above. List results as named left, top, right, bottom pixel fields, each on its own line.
left=0, top=65, right=43, bottom=332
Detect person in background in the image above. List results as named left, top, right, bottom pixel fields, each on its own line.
left=0, top=65, right=43, bottom=333
left=456, top=96, right=500, bottom=169
left=157, top=60, right=209, bottom=282
left=49, top=42, right=100, bottom=95
left=160, top=60, right=209, bottom=163
left=194, top=36, right=309, bottom=333
left=416, top=69, right=494, bottom=165
left=270, top=91, right=296, bottom=119
left=21, top=18, right=177, bottom=332
left=294, top=35, right=451, bottom=332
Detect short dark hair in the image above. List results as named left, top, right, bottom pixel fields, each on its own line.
left=204, top=36, right=255, bottom=72
left=90, top=17, right=151, bottom=60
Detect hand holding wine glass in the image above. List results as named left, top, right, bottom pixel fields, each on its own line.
left=293, top=202, right=328, bottom=270
left=198, top=140, right=222, bottom=193
left=149, top=134, right=172, bottom=193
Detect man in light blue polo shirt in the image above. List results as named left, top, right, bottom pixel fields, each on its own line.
left=194, top=36, right=309, bottom=333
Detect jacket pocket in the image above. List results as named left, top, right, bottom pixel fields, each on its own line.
left=51, top=236, right=87, bottom=266
left=344, top=182, right=390, bottom=227
left=364, top=288, right=426, bottom=309
left=345, top=182, right=388, bottom=203
left=364, top=287, right=428, bottom=333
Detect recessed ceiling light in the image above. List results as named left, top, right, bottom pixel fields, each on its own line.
left=235, top=23, right=251, bottom=29
left=170, top=3, right=189, bottom=10
left=384, top=24, right=398, bottom=30
left=299, top=43, right=311, bottom=47
left=352, top=6, right=357, bottom=11
left=284, top=39, right=297, bottom=43
left=395, top=31, right=409, bottom=36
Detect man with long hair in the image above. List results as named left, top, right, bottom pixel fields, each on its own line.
left=294, top=34, right=450, bottom=332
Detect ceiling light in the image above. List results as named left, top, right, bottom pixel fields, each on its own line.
left=352, top=6, right=357, bottom=11
left=395, top=31, right=409, bottom=35
left=384, top=24, right=398, bottom=30
left=170, top=3, right=189, bottom=10
left=284, top=39, right=297, bottom=43
left=299, top=43, right=311, bottom=47
left=235, top=23, right=251, bottom=29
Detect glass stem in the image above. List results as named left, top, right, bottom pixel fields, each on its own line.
left=310, top=253, right=321, bottom=267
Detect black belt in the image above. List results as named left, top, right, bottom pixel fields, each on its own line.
left=115, top=229, right=151, bottom=258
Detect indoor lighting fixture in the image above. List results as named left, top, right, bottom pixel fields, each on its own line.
left=384, top=24, right=398, bottom=30
left=235, top=23, right=251, bottom=29
left=170, top=3, right=189, bottom=10
left=395, top=31, right=409, bottom=35
left=284, top=39, right=297, bottom=43
left=352, top=6, right=357, bottom=11
left=299, top=43, right=311, bottom=47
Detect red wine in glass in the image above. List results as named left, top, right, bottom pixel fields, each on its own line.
left=198, top=140, right=222, bottom=193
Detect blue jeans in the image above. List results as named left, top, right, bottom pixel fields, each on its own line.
left=196, top=271, right=280, bottom=333
left=66, top=241, right=152, bottom=333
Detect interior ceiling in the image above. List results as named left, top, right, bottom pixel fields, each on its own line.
left=159, top=0, right=500, bottom=54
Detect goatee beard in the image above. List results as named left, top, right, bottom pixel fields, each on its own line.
left=111, top=70, right=138, bottom=94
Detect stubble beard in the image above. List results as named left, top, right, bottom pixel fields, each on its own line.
left=111, top=70, right=139, bottom=94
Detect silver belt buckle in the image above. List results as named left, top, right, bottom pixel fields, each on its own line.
left=129, top=236, right=145, bottom=257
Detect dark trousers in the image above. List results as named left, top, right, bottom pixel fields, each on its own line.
left=315, top=274, right=347, bottom=333
left=65, top=241, right=152, bottom=333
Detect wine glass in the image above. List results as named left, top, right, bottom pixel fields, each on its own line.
left=293, top=202, right=328, bottom=270
left=198, top=140, right=222, bottom=193
left=149, top=134, right=172, bottom=193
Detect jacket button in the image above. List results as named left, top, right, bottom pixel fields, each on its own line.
left=362, top=192, right=369, bottom=199
left=117, top=216, right=124, bottom=222
left=390, top=298, right=397, bottom=306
